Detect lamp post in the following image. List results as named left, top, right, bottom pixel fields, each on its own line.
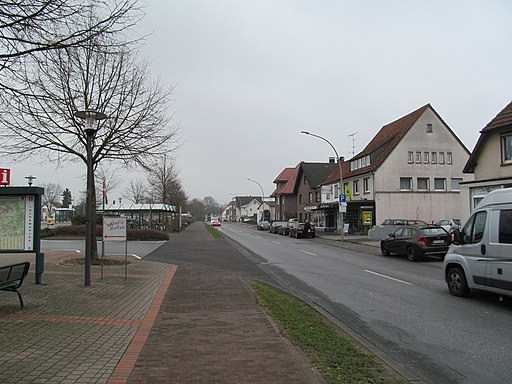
left=25, top=175, right=36, bottom=186
left=246, top=178, right=265, bottom=222
left=301, top=131, right=344, bottom=242
left=74, top=109, right=107, bottom=286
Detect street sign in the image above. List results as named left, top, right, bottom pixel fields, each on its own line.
left=103, top=216, right=127, bottom=242
left=339, top=193, right=346, bottom=203
left=0, top=168, right=10, bottom=186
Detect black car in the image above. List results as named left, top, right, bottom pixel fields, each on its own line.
left=289, top=223, right=316, bottom=238
left=257, top=220, right=270, bottom=230
left=380, top=225, right=451, bottom=261
left=269, top=221, right=285, bottom=234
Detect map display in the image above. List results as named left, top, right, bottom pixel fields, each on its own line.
left=0, top=196, right=34, bottom=251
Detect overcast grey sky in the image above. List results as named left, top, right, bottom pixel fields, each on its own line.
left=6, top=0, right=512, bottom=206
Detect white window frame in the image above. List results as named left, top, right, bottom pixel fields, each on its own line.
left=363, top=177, right=370, bottom=193
left=416, top=151, right=422, bottom=163
left=408, top=151, right=414, bottom=164
left=400, top=177, right=412, bottom=191
left=431, top=152, right=437, bottom=164
left=434, top=178, right=446, bottom=191
left=353, top=180, right=359, bottom=195
left=423, top=152, right=429, bottom=163
left=446, top=152, right=452, bottom=165
left=427, top=123, right=433, bottom=133
left=417, top=177, right=430, bottom=191
left=502, top=133, right=512, bottom=164
left=439, top=152, right=445, bottom=164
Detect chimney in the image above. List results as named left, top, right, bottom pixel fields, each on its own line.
left=329, top=157, right=335, bottom=163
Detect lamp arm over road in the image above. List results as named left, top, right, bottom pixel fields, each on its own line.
left=301, top=131, right=344, bottom=242
left=246, top=178, right=265, bottom=222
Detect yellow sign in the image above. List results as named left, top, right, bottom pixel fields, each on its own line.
left=344, top=185, right=352, bottom=199
left=362, top=211, right=373, bottom=226
left=46, top=217, right=55, bottom=225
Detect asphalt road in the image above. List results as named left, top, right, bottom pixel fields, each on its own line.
left=219, top=222, right=512, bottom=384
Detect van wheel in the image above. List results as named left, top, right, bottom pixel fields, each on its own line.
left=446, top=266, right=470, bottom=297
left=407, top=247, right=417, bottom=261
left=381, top=243, right=390, bottom=256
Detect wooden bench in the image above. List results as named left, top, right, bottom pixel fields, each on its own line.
left=0, top=262, right=30, bottom=309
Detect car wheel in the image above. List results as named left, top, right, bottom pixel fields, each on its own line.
left=381, top=243, right=390, bottom=256
left=446, top=266, right=470, bottom=297
left=407, top=247, right=418, bottom=261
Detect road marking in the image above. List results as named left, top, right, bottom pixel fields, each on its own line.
left=272, top=241, right=281, bottom=245
left=300, top=250, right=317, bottom=256
left=364, top=270, right=413, bottom=285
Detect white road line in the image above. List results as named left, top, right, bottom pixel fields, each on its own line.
left=272, top=241, right=281, bottom=245
left=300, top=250, right=317, bottom=256
left=364, top=270, right=413, bottom=285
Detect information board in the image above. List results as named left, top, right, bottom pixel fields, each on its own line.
left=0, top=196, right=35, bottom=251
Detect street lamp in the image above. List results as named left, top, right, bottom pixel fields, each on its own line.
left=246, top=178, right=265, bottom=222
left=25, top=175, right=36, bottom=186
left=75, top=109, right=107, bottom=286
left=301, top=131, right=344, bottom=242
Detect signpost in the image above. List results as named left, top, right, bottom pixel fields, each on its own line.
left=102, top=216, right=128, bottom=279
left=0, top=168, right=10, bottom=185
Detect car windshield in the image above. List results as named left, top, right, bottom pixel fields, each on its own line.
left=420, top=227, right=448, bottom=236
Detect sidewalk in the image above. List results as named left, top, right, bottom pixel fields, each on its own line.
left=0, top=222, right=323, bottom=384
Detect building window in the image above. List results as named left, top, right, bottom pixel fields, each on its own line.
left=423, top=152, right=429, bottom=163
left=408, top=151, right=414, bottom=163
left=400, top=177, right=412, bottom=191
left=416, top=151, right=422, bottom=163
left=451, top=178, right=462, bottom=191
left=446, top=152, right=452, bottom=165
left=439, top=152, right=445, bottom=164
left=502, top=134, right=512, bottom=164
left=353, top=180, right=359, bottom=195
left=299, top=194, right=302, bottom=204
left=363, top=178, right=370, bottom=193
left=427, top=123, right=433, bottom=133
left=417, top=177, right=429, bottom=191
left=431, top=152, right=437, bottom=164
left=309, top=192, right=313, bottom=203
left=434, top=178, right=446, bottom=191
left=315, top=191, right=320, bottom=202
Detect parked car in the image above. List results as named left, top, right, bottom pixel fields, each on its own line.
left=380, top=225, right=451, bottom=261
left=257, top=220, right=270, bottom=230
left=243, top=217, right=257, bottom=225
left=278, top=222, right=297, bottom=236
left=210, top=220, right=221, bottom=227
left=269, top=221, right=285, bottom=234
left=434, top=218, right=461, bottom=233
left=443, top=187, right=512, bottom=298
left=289, top=223, right=316, bottom=238
left=368, top=218, right=428, bottom=240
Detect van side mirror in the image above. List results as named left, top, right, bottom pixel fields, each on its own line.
left=452, top=229, right=461, bottom=245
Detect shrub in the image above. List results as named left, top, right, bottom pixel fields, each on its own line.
left=71, top=213, right=86, bottom=225
left=41, top=225, right=169, bottom=241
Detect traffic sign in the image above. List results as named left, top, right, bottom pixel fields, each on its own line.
left=339, top=193, right=346, bottom=203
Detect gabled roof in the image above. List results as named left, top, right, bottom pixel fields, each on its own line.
left=323, top=103, right=468, bottom=183
left=235, top=196, right=262, bottom=207
left=271, top=162, right=337, bottom=196
left=464, top=100, right=512, bottom=173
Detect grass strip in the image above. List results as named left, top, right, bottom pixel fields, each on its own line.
left=205, top=223, right=222, bottom=239
left=250, top=280, right=407, bottom=384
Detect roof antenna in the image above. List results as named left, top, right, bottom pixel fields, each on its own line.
left=349, top=132, right=358, bottom=157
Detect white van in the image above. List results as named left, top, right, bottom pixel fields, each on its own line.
left=443, top=187, right=512, bottom=297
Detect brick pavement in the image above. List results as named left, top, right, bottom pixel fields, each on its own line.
left=0, top=222, right=323, bottom=383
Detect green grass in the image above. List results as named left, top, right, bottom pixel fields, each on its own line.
left=250, top=280, right=408, bottom=384
left=205, top=223, right=222, bottom=239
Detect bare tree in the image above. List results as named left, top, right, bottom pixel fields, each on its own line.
left=146, top=154, right=186, bottom=206
left=0, top=0, right=141, bottom=75
left=41, top=182, right=63, bottom=214
left=0, top=25, right=180, bottom=259
left=125, top=178, right=147, bottom=204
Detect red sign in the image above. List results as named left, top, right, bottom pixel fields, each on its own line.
left=0, top=168, right=10, bottom=186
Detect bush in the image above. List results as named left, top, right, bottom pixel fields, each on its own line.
left=71, top=213, right=86, bottom=225
left=40, top=225, right=169, bottom=241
